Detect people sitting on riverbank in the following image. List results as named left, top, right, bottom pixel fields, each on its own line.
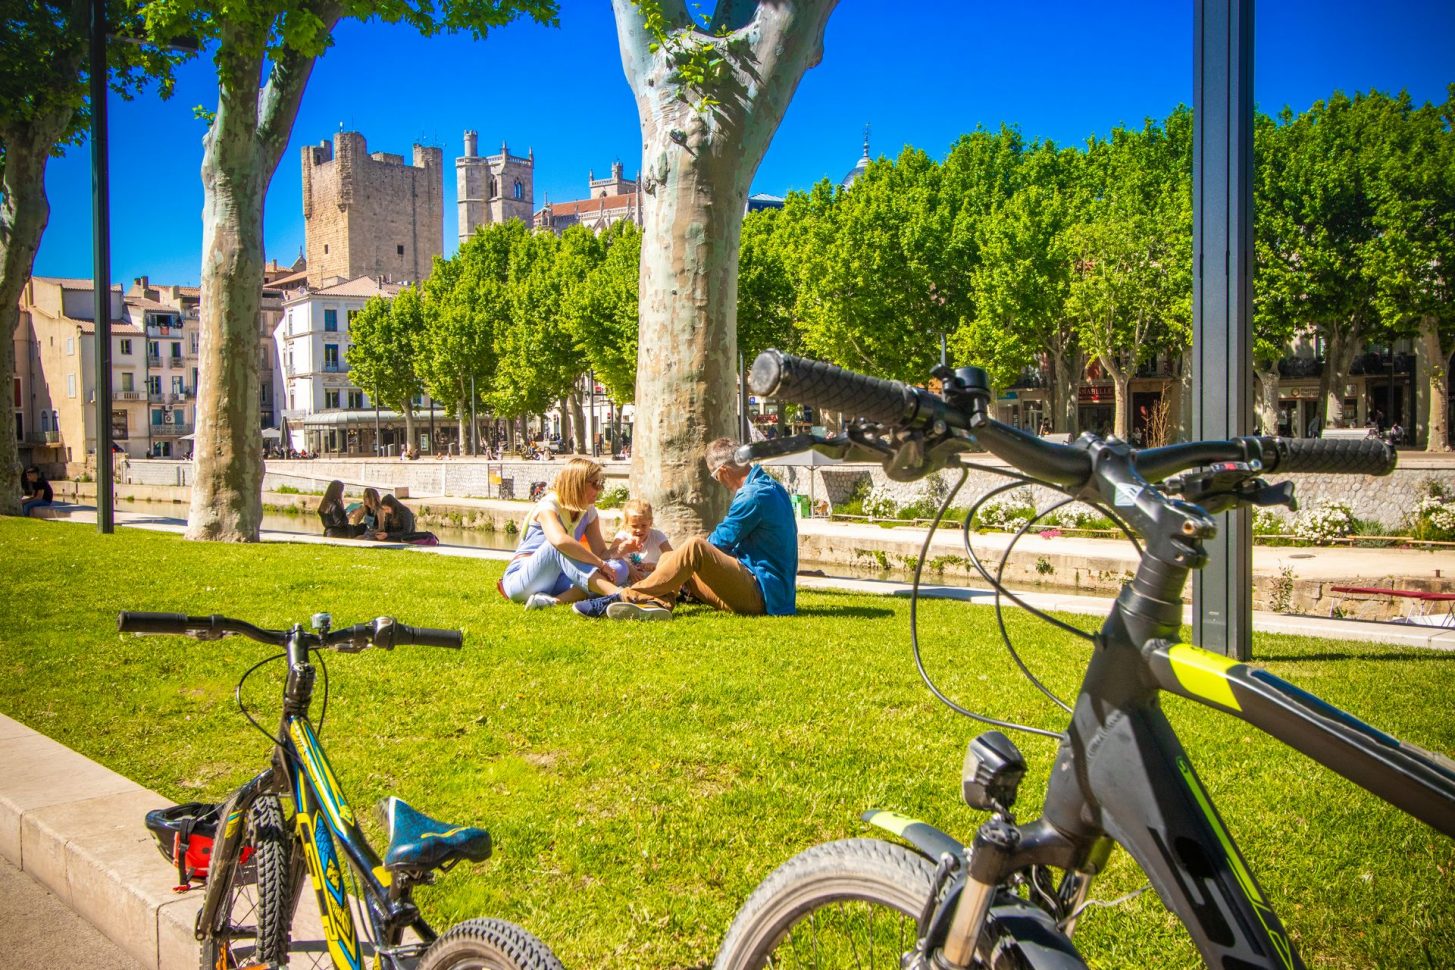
left=572, top=438, right=798, bottom=622
left=377, top=494, right=417, bottom=541
left=317, top=480, right=360, bottom=538
left=20, top=466, right=54, bottom=517
left=350, top=488, right=381, bottom=536
left=498, top=458, right=640, bottom=609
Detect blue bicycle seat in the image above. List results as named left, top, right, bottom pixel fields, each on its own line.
left=380, top=796, right=491, bottom=873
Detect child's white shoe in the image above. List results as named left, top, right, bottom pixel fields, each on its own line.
left=525, top=593, right=559, bottom=610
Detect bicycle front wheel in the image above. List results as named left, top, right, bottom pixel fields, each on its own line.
left=198, top=794, right=291, bottom=970
left=416, top=918, right=566, bottom=970
left=713, top=838, right=937, bottom=970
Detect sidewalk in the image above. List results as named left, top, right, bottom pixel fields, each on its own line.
left=3, top=507, right=1454, bottom=968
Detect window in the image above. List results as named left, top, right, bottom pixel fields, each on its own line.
left=323, top=244, right=329, bottom=254
left=147, top=376, right=161, bottom=396
left=324, top=344, right=340, bottom=369
left=121, top=372, right=135, bottom=392
left=119, top=338, right=132, bottom=355
left=514, top=180, right=523, bottom=200
left=171, top=341, right=182, bottom=359
left=67, top=374, right=77, bottom=398
left=324, top=308, right=338, bottom=332
left=66, top=336, right=75, bottom=356
left=152, top=408, right=164, bottom=426
left=396, top=244, right=405, bottom=255
left=347, top=309, right=359, bottom=326
left=324, top=389, right=340, bottom=409
left=347, top=390, right=364, bottom=409
left=172, top=376, right=185, bottom=395
left=12, top=377, right=19, bottom=408
left=41, top=411, right=50, bottom=432
left=148, top=340, right=159, bottom=358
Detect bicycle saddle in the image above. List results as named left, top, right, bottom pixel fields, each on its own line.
left=379, top=796, right=492, bottom=873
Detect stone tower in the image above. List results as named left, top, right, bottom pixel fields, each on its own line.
left=456, top=130, right=534, bottom=243
left=301, top=130, right=443, bottom=288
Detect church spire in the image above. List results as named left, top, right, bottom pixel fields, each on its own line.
left=863, top=122, right=870, bottom=158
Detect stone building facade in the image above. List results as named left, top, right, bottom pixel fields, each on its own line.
left=534, top=161, right=642, bottom=234
left=456, top=131, right=535, bottom=242
left=301, top=131, right=443, bottom=288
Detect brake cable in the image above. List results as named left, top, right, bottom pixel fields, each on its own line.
left=908, top=465, right=1065, bottom=741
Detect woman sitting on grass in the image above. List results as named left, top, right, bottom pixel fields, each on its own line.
left=499, top=458, right=635, bottom=609
left=317, top=480, right=360, bottom=538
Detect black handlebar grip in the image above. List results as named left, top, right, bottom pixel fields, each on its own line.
left=749, top=351, right=920, bottom=429
left=397, top=625, right=464, bottom=649
left=1263, top=436, right=1397, bottom=476
left=117, top=611, right=198, bottom=635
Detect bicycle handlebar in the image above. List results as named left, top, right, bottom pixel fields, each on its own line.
left=116, top=612, right=463, bottom=650
left=746, top=350, right=1395, bottom=486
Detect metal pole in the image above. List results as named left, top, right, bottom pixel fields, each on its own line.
left=739, top=353, right=750, bottom=441
left=470, top=375, right=478, bottom=456
left=90, top=0, right=114, bottom=534
left=1191, top=0, right=1255, bottom=659
left=589, top=370, right=597, bottom=457
left=373, top=386, right=381, bottom=455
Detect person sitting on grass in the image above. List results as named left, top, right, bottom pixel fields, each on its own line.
left=499, top=458, right=641, bottom=609
left=350, top=487, right=382, bottom=536
left=611, top=498, right=673, bottom=569
left=20, top=465, right=54, bottom=517
left=377, top=494, right=416, bottom=541
left=317, top=480, right=360, bottom=538
left=572, top=437, right=797, bottom=621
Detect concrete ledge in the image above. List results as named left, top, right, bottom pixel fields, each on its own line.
left=0, top=713, right=197, bottom=969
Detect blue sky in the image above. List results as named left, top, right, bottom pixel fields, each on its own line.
left=32, top=0, right=1455, bottom=287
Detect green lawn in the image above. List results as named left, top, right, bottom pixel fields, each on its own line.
left=1, top=518, right=1451, bottom=969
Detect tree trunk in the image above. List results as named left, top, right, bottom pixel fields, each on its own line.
left=186, top=89, right=267, bottom=540
left=614, top=0, right=836, bottom=536
left=1418, top=314, right=1451, bottom=452
left=1253, top=362, right=1280, bottom=437
left=186, top=23, right=326, bottom=540
left=403, top=405, right=415, bottom=451
left=0, top=132, right=60, bottom=515
left=1101, top=355, right=1129, bottom=440
left=456, top=397, right=468, bottom=455
left=1316, top=321, right=1362, bottom=430
left=570, top=388, right=587, bottom=454
left=1049, top=346, right=1077, bottom=434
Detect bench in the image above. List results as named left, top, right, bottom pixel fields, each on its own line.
left=1328, top=585, right=1455, bottom=626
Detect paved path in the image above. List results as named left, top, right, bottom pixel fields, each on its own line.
left=0, top=855, right=144, bottom=970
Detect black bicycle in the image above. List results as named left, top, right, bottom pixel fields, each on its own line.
left=713, top=351, right=1455, bottom=969
left=118, top=611, right=564, bottom=970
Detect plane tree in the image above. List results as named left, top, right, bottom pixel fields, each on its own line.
left=140, top=0, right=557, bottom=540
left=611, top=0, right=838, bottom=534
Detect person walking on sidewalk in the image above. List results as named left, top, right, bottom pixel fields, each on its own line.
left=573, top=438, right=797, bottom=621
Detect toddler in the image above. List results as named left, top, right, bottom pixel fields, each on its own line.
left=611, top=498, right=673, bottom=570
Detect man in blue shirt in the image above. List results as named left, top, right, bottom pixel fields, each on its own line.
left=573, top=438, right=798, bottom=621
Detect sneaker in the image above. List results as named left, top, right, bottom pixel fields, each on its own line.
left=524, top=593, right=559, bottom=610
left=572, top=593, right=620, bottom=618
left=606, top=600, right=673, bottom=621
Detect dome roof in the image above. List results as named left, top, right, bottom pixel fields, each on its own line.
left=841, top=124, right=872, bottom=190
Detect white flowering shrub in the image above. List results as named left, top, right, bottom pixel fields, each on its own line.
left=972, top=490, right=1035, bottom=533
left=862, top=485, right=900, bottom=519
left=1253, top=509, right=1289, bottom=536
left=1291, top=502, right=1355, bottom=545
left=899, top=475, right=954, bottom=519
left=1408, top=496, right=1455, bottom=541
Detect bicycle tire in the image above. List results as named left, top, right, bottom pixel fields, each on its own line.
left=198, top=794, right=291, bottom=970
left=415, top=917, right=566, bottom=970
left=713, top=838, right=1088, bottom=970
left=713, top=838, right=937, bottom=970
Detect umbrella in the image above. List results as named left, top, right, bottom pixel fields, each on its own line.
left=262, top=427, right=282, bottom=440
left=759, top=448, right=842, bottom=515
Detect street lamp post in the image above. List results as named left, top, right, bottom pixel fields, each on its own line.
left=90, top=0, right=114, bottom=533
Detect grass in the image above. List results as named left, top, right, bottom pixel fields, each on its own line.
left=1, top=517, right=1452, bottom=968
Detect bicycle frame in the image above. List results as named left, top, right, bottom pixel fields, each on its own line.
left=197, top=633, right=434, bottom=970
left=987, top=584, right=1455, bottom=970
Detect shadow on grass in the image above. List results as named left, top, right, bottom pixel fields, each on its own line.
left=1257, top=650, right=1455, bottom=663
left=792, top=605, right=896, bottom=619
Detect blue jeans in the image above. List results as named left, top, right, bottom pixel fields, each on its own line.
left=500, top=546, right=628, bottom=602
left=22, top=498, right=52, bottom=517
